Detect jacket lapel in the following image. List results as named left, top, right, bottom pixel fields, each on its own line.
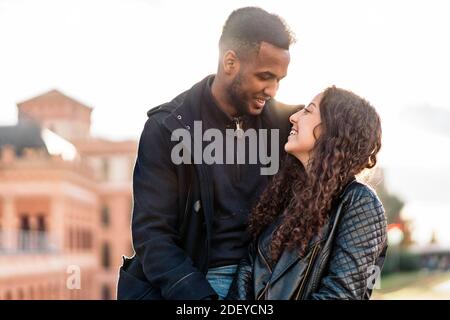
left=269, top=232, right=324, bottom=285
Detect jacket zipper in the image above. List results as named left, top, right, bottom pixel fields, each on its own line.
left=234, top=117, right=243, bottom=182
left=256, top=243, right=272, bottom=300
left=294, top=243, right=320, bottom=300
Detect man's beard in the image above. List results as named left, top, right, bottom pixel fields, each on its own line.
left=227, top=73, right=249, bottom=116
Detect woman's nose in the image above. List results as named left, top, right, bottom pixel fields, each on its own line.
left=289, top=110, right=300, bottom=124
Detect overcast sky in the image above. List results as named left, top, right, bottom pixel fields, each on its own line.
left=1, top=0, right=450, bottom=245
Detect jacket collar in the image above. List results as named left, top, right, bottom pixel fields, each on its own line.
left=161, top=76, right=208, bottom=134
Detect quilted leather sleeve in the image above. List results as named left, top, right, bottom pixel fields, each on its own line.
left=226, top=241, right=256, bottom=300
left=310, top=189, right=387, bottom=300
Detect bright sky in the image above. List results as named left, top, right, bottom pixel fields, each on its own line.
left=1, top=0, right=450, bottom=245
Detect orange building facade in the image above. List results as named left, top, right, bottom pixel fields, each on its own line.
left=0, top=90, right=137, bottom=299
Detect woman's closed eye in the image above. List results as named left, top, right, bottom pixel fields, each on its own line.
left=303, top=102, right=317, bottom=114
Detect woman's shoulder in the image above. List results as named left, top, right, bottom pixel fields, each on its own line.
left=340, top=180, right=380, bottom=202
left=334, top=180, right=387, bottom=251
left=338, top=180, right=385, bottom=219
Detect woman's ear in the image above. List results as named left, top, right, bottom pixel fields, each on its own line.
left=312, top=123, right=322, bottom=140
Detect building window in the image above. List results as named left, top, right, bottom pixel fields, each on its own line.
left=86, top=231, right=92, bottom=249
left=20, top=215, right=30, bottom=229
left=4, top=291, right=12, bottom=300
left=84, top=230, right=88, bottom=249
left=77, top=229, right=82, bottom=250
left=17, top=288, right=24, bottom=300
left=37, top=215, right=46, bottom=232
left=79, top=229, right=92, bottom=249
left=80, top=230, right=85, bottom=249
left=101, top=205, right=110, bottom=227
left=101, top=242, right=111, bottom=270
left=18, top=215, right=30, bottom=251
left=68, top=228, right=73, bottom=250
left=101, top=285, right=111, bottom=300
left=102, top=158, right=109, bottom=181
left=36, top=215, right=47, bottom=250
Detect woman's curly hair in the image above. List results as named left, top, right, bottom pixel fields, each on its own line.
left=248, top=86, right=382, bottom=262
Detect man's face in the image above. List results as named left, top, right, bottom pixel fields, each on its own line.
left=227, top=42, right=290, bottom=116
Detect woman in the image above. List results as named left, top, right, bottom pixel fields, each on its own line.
left=227, top=86, right=388, bottom=300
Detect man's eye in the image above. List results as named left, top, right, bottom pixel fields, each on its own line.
left=258, top=74, right=271, bottom=80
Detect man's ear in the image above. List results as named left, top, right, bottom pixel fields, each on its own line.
left=222, top=50, right=240, bottom=75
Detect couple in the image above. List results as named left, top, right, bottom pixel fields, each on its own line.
left=117, top=7, right=387, bottom=300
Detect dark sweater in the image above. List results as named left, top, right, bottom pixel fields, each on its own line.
left=202, top=77, right=269, bottom=268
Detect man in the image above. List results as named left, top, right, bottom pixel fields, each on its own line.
left=117, top=7, right=298, bottom=300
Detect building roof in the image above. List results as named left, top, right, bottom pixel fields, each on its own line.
left=16, top=89, right=93, bottom=111
left=73, top=138, right=137, bottom=155
left=0, top=122, right=48, bottom=156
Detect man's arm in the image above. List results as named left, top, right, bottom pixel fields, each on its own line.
left=132, top=116, right=217, bottom=300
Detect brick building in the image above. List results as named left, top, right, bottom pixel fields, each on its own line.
left=0, top=90, right=136, bottom=299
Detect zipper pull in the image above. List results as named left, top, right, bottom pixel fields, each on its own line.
left=234, top=117, right=244, bottom=139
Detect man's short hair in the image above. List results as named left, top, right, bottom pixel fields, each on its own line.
left=219, top=7, right=295, bottom=59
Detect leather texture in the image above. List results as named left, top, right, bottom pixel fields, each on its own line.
left=227, top=180, right=388, bottom=300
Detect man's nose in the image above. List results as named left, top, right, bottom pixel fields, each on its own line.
left=263, top=81, right=279, bottom=99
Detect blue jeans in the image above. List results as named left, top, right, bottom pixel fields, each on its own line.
left=206, top=265, right=238, bottom=300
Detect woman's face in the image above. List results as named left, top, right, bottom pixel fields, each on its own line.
left=284, top=93, right=323, bottom=165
